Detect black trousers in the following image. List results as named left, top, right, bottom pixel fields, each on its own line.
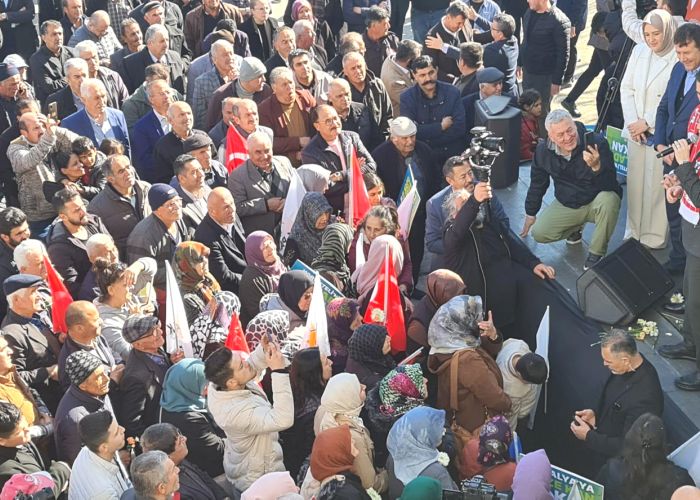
left=390, top=0, right=410, bottom=39
left=681, top=249, right=700, bottom=370
left=566, top=48, right=610, bottom=104
left=564, top=31, right=580, bottom=83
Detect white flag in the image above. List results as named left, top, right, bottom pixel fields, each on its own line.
left=668, top=430, right=700, bottom=484
left=164, top=261, right=194, bottom=357
left=567, top=482, right=584, bottom=500
left=528, top=306, right=550, bottom=429
left=279, top=170, right=306, bottom=254
left=397, top=184, right=420, bottom=238
left=304, top=273, right=330, bottom=357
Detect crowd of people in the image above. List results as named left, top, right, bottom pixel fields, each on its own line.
left=0, top=0, right=696, bottom=498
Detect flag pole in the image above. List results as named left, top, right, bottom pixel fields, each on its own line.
left=383, top=245, right=389, bottom=327
left=347, top=146, right=353, bottom=226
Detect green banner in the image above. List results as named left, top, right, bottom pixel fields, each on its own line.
left=550, top=464, right=604, bottom=499
left=605, top=126, right=628, bottom=177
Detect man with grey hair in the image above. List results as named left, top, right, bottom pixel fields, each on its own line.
left=263, top=26, right=296, bottom=78
left=521, top=109, right=621, bottom=270
left=240, top=0, right=279, bottom=62
left=61, top=78, right=130, bottom=155
left=483, top=12, right=519, bottom=96
left=215, top=97, right=273, bottom=162
left=13, top=239, right=49, bottom=279
left=131, top=78, right=175, bottom=177
left=192, top=40, right=237, bottom=129
left=228, top=131, right=294, bottom=235
left=29, top=20, right=76, bottom=103
left=326, top=78, right=374, bottom=149
left=74, top=40, right=129, bottom=108
left=259, top=66, right=315, bottom=166
left=293, top=19, right=326, bottom=70
left=68, top=10, right=122, bottom=64
left=44, top=57, right=88, bottom=121
left=571, top=329, right=662, bottom=470
left=128, top=450, right=180, bottom=499
left=122, top=23, right=186, bottom=94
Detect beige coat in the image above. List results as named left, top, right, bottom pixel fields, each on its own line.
left=207, top=345, right=294, bottom=491
left=380, top=56, right=412, bottom=118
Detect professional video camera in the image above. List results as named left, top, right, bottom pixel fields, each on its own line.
left=443, top=475, right=512, bottom=500
left=467, top=127, right=505, bottom=183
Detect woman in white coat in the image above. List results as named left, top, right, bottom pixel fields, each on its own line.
left=620, top=9, right=677, bottom=248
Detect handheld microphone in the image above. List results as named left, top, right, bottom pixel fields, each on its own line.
left=656, top=134, right=699, bottom=158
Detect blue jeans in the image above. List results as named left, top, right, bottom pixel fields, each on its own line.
left=410, top=8, right=443, bottom=44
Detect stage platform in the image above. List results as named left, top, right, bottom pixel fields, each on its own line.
left=492, top=165, right=699, bottom=450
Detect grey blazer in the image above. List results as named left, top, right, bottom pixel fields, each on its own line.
left=228, top=156, right=294, bottom=236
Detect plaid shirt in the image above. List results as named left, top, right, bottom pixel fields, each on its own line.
left=106, top=0, right=132, bottom=33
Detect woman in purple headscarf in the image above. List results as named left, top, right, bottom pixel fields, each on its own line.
left=326, top=297, right=363, bottom=374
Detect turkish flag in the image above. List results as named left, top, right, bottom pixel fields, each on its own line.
left=44, top=256, right=73, bottom=334
left=224, top=311, right=249, bottom=354
left=347, top=147, right=371, bottom=227
left=362, top=246, right=406, bottom=354
left=224, top=124, right=248, bottom=173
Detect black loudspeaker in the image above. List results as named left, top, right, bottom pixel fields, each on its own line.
left=576, top=239, right=675, bottom=325
left=475, top=95, right=522, bottom=189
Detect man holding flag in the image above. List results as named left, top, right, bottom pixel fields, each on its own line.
left=301, top=104, right=376, bottom=213
left=223, top=98, right=274, bottom=172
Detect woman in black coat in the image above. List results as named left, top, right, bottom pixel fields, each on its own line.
left=159, top=359, right=226, bottom=479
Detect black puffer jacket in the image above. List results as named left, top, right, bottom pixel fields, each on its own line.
left=520, top=5, right=571, bottom=84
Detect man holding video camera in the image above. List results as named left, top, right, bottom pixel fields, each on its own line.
left=520, top=109, right=622, bottom=271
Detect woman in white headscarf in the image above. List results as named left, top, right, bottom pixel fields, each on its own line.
left=620, top=9, right=677, bottom=248
left=312, top=373, right=388, bottom=493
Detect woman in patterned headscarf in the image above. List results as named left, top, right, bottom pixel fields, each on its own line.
left=283, top=192, right=333, bottom=266
left=362, top=364, right=428, bottom=467
left=386, top=406, right=457, bottom=498
left=463, top=415, right=516, bottom=491
left=345, top=324, right=396, bottom=390
left=240, top=231, right=287, bottom=326
left=172, top=242, right=221, bottom=325
left=244, top=310, right=291, bottom=352
left=311, top=223, right=354, bottom=295
left=326, top=298, right=363, bottom=374
left=427, top=295, right=511, bottom=434
left=189, top=291, right=241, bottom=359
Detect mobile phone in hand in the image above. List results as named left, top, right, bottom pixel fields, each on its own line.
left=584, top=131, right=595, bottom=149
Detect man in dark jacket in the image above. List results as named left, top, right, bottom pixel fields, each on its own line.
left=127, top=183, right=189, bottom=294
left=87, top=155, right=151, bottom=260
left=327, top=78, right=375, bottom=151
left=442, top=157, right=555, bottom=330
left=373, top=117, right=436, bottom=282
left=0, top=401, right=71, bottom=495
left=2, top=275, right=63, bottom=413
left=571, top=330, right=662, bottom=474
left=45, top=188, right=109, bottom=297
left=483, top=13, right=519, bottom=97
left=424, top=2, right=469, bottom=82
left=520, top=0, right=570, bottom=119
left=362, top=7, right=400, bottom=77
left=0, top=208, right=30, bottom=320
left=400, top=55, right=466, bottom=171
left=141, top=423, right=228, bottom=500
left=29, top=20, right=75, bottom=103
left=342, top=51, right=393, bottom=147
left=120, top=315, right=181, bottom=440
left=184, top=0, right=244, bottom=58
left=555, top=0, right=588, bottom=86
left=520, top=109, right=622, bottom=270
left=122, top=24, right=186, bottom=94
left=43, top=57, right=87, bottom=121
left=301, top=104, right=376, bottom=213
left=193, top=187, right=246, bottom=294
left=0, top=0, right=39, bottom=62
left=54, top=350, right=115, bottom=463
left=240, top=0, right=278, bottom=62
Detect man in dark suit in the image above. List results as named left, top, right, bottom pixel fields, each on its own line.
left=0, top=0, right=39, bottom=62
left=228, top=131, right=295, bottom=236
left=571, top=330, right=663, bottom=474
left=240, top=0, right=278, bottom=62
left=131, top=79, right=173, bottom=178
left=120, top=314, right=182, bottom=441
left=61, top=78, right=130, bottom=156
left=129, top=0, right=189, bottom=61
left=2, top=274, right=64, bottom=413
left=29, top=20, right=75, bottom=103
left=122, top=24, right=186, bottom=94
left=424, top=2, right=469, bottom=82
left=109, top=18, right=143, bottom=79
left=264, top=26, right=295, bottom=79
left=373, top=116, right=436, bottom=282
left=293, top=19, right=326, bottom=70
left=193, top=186, right=247, bottom=293
left=483, top=13, right=519, bottom=97
left=653, top=22, right=700, bottom=275
left=43, top=57, right=86, bottom=121
left=60, top=0, right=86, bottom=45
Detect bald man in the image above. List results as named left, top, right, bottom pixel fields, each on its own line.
left=68, top=10, right=122, bottom=64
left=673, top=486, right=700, bottom=500
left=152, top=102, right=210, bottom=184
left=193, top=187, right=247, bottom=293
left=57, top=301, right=124, bottom=390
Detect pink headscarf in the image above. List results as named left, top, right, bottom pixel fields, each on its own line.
left=241, top=471, right=301, bottom=500
left=512, top=449, right=554, bottom=500
left=351, top=234, right=404, bottom=298
left=292, top=0, right=312, bottom=21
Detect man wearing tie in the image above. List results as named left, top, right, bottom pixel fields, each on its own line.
left=122, top=24, right=186, bottom=94
left=131, top=79, right=174, bottom=179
